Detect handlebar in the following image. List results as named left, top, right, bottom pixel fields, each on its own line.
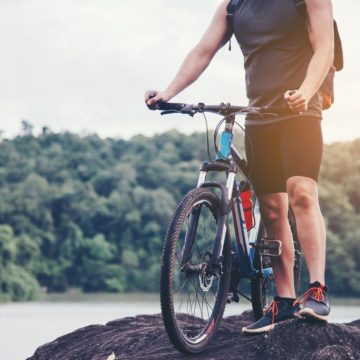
left=147, top=102, right=294, bottom=118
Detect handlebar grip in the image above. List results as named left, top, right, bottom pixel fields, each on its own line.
left=158, top=102, right=185, bottom=111
left=147, top=102, right=185, bottom=112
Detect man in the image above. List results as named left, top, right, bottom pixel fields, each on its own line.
left=145, top=0, right=333, bottom=333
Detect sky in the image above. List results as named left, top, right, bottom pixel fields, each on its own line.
left=0, top=0, right=359, bottom=143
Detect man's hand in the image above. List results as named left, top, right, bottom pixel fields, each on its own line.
left=144, top=90, right=172, bottom=106
left=284, top=89, right=310, bottom=113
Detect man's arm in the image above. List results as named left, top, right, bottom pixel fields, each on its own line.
left=145, top=0, right=230, bottom=105
left=286, top=0, right=334, bottom=112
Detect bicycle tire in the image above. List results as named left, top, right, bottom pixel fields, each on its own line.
left=160, top=187, right=231, bottom=354
left=251, top=207, right=302, bottom=320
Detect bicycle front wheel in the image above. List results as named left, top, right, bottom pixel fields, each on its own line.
left=160, top=188, right=231, bottom=354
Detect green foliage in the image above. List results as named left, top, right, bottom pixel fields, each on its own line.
left=0, top=225, right=16, bottom=265
left=0, top=128, right=359, bottom=300
left=0, top=225, right=40, bottom=301
left=0, top=263, right=40, bottom=301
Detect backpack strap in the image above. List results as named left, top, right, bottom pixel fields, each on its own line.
left=226, top=0, right=243, bottom=21
left=293, top=0, right=306, bottom=13
left=333, top=21, right=343, bottom=71
left=225, top=0, right=245, bottom=50
left=293, top=0, right=305, bottom=7
left=293, top=0, right=343, bottom=71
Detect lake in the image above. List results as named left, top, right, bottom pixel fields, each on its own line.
left=1, top=293, right=360, bottom=360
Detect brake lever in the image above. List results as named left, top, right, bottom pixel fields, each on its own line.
left=160, top=109, right=196, bottom=117
left=160, top=110, right=180, bottom=115
left=237, top=108, right=278, bottom=119
left=255, top=112, right=277, bottom=118
left=247, top=113, right=277, bottom=119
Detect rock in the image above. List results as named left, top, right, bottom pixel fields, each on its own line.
left=27, top=311, right=360, bottom=360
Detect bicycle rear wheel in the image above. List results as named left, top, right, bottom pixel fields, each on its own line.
left=160, top=188, right=231, bottom=354
left=251, top=206, right=301, bottom=320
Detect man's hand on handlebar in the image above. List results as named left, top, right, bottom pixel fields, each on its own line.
left=144, top=90, right=172, bottom=106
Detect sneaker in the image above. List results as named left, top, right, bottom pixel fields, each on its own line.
left=297, top=281, right=330, bottom=321
left=242, top=296, right=300, bottom=334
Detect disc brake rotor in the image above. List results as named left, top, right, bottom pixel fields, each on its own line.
left=199, top=262, right=215, bottom=292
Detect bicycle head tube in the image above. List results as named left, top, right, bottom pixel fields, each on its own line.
left=216, top=115, right=235, bottom=161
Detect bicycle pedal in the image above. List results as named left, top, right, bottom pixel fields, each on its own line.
left=257, top=238, right=282, bottom=256
left=226, top=291, right=240, bottom=304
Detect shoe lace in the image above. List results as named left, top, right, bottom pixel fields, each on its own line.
left=294, top=285, right=325, bottom=306
left=265, top=299, right=279, bottom=324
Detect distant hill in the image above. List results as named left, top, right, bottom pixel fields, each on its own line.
left=0, top=126, right=359, bottom=301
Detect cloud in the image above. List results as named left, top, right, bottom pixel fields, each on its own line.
left=0, top=0, right=358, bottom=142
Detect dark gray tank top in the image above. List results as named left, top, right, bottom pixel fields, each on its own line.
left=232, top=0, right=322, bottom=124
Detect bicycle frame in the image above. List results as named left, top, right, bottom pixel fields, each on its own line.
left=154, top=102, right=302, bottom=354
left=182, top=114, right=273, bottom=281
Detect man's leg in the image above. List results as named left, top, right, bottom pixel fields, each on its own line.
left=242, top=192, right=300, bottom=333
left=258, top=192, right=296, bottom=298
left=287, top=176, right=330, bottom=320
left=287, top=176, right=326, bottom=284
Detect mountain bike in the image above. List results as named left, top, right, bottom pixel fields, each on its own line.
left=148, top=101, right=302, bottom=355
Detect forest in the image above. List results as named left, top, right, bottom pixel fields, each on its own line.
left=0, top=122, right=359, bottom=301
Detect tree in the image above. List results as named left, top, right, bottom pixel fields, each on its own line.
left=0, top=127, right=359, bottom=300
left=0, top=225, right=40, bottom=301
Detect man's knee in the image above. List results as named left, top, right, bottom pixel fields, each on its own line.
left=288, top=177, right=318, bottom=211
left=259, top=197, right=288, bottom=227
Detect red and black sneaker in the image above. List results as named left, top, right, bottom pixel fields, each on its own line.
left=242, top=296, right=300, bottom=334
left=296, top=281, right=330, bottom=321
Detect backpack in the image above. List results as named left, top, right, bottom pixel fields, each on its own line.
left=226, top=0, right=344, bottom=110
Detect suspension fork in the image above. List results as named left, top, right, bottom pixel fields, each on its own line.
left=180, top=170, right=207, bottom=265
left=181, top=206, right=201, bottom=265
left=180, top=164, right=236, bottom=267
left=208, top=171, right=236, bottom=271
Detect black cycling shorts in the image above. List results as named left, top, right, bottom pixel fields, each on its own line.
left=244, top=117, right=323, bottom=196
